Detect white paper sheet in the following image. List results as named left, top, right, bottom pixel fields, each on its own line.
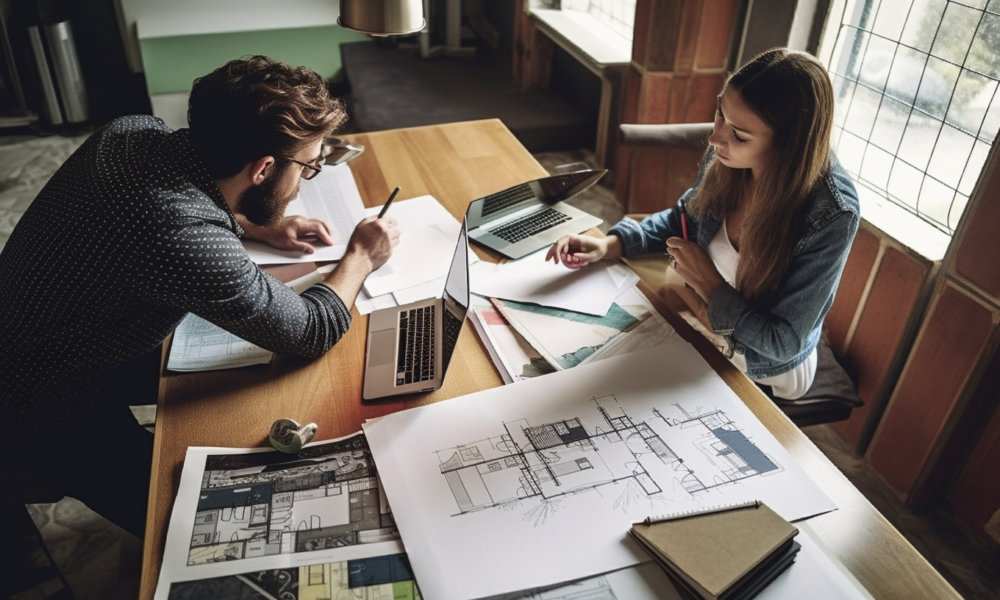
left=348, top=195, right=462, bottom=311
left=471, top=249, right=620, bottom=316
left=154, top=432, right=404, bottom=599
left=243, top=164, right=367, bottom=265
left=363, top=343, right=837, bottom=600
left=363, top=224, right=455, bottom=297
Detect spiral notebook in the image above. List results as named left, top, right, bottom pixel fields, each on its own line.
left=629, top=501, right=800, bottom=600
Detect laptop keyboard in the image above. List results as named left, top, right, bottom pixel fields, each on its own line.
left=396, top=306, right=436, bottom=386
left=482, top=184, right=535, bottom=216
left=489, top=208, right=571, bottom=243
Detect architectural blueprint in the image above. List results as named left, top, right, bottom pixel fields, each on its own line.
left=436, top=396, right=783, bottom=521
left=364, top=342, right=837, bottom=600
left=154, top=433, right=404, bottom=600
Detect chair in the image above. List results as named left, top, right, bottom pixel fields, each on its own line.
left=617, top=123, right=863, bottom=427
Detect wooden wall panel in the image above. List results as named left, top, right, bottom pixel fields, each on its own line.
left=831, top=245, right=931, bottom=451
left=934, top=347, right=1000, bottom=533
left=867, top=282, right=998, bottom=499
left=825, top=225, right=880, bottom=352
left=953, top=147, right=1000, bottom=299
left=624, top=146, right=704, bottom=215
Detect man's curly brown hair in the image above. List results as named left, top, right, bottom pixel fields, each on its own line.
left=188, top=55, right=348, bottom=179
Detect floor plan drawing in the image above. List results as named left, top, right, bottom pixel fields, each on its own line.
left=168, top=553, right=420, bottom=600
left=436, top=395, right=782, bottom=521
left=186, top=433, right=399, bottom=566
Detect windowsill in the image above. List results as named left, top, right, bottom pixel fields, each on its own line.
left=529, top=8, right=631, bottom=72
left=855, top=187, right=951, bottom=262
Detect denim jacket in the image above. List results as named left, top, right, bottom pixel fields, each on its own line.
left=608, top=151, right=860, bottom=379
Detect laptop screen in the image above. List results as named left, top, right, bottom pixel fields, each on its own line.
left=440, top=219, right=470, bottom=372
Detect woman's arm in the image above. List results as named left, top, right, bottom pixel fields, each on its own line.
left=605, top=189, right=692, bottom=257
left=706, top=210, right=859, bottom=365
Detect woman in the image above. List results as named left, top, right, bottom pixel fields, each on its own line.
left=546, top=48, right=860, bottom=400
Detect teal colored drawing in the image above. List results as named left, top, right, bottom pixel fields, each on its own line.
left=501, top=299, right=638, bottom=331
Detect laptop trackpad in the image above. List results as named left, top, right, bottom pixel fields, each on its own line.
left=369, top=329, right=396, bottom=367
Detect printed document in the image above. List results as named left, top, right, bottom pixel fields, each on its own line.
left=154, top=432, right=403, bottom=599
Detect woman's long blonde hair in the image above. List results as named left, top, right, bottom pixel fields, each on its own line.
left=689, top=48, right=834, bottom=305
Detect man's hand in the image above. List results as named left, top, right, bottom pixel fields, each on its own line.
left=322, top=215, right=400, bottom=308
left=545, top=234, right=621, bottom=269
left=239, top=215, right=335, bottom=254
left=343, top=215, right=400, bottom=273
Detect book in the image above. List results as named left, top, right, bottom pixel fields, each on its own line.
left=629, top=501, right=799, bottom=600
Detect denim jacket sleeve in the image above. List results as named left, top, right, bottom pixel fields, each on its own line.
left=606, top=187, right=693, bottom=255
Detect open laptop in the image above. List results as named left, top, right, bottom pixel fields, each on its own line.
left=466, top=169, right=607, bottom=260
left=362, top=218, right=471, bottom=400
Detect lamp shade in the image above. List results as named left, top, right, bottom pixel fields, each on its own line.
left=338, top=0, right=426, bottom=36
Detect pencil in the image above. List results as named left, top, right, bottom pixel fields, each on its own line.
left=679, top=197, right=689, bottom=240
left=378, top=186, right=401, bottom=218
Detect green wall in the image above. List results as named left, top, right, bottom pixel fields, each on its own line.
left=139, top=26, right=370, bottom=95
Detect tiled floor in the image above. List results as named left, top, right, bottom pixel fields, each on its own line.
left=3, top=133, right=999, bottom=600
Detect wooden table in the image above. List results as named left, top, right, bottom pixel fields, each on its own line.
left=139, top=119, right=960, bottom=600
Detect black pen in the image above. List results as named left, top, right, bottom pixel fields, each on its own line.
left=378, top=186, right=401, bottom=218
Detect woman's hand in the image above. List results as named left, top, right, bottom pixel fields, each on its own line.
left=546, top=234, right=621, bottom=269
left=665, top=236, right=726, bottom=302
left=239, top=215, right=335, bottom=254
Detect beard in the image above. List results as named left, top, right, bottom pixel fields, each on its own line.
left=239, top=170, right=299, bottom=227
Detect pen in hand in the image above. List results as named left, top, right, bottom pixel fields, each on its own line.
left=679, top=197, right=689, bottom=240
left=378, top=186, right=401, bottom=219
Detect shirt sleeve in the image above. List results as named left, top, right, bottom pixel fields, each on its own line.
left=606, top=189, right=692, bottom=256
left=706, top=209, right=860, bottom=364
left=131, top=216, right=352, bottom=359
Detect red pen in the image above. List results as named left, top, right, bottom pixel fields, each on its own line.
left=679, top=197, right=689, bottom=240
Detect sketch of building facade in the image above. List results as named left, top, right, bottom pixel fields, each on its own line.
left=436, top=395, right=782, bottom=518
left=187, top=434, right=399, bottom=565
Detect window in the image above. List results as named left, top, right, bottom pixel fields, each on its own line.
left=562, top=0, right=636, bottom=41
left=817, top=0, right=1000, bottom=257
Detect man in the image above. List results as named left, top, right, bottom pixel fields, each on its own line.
left=0, top=56, right=399, bottom=550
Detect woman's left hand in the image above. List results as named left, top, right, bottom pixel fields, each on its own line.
left=665, top=236, right=726, bottom=302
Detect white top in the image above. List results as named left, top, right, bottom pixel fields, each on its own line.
left=706, top=220, right=817, bottom=399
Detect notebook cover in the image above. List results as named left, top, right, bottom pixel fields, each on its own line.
left=629, top=502, right=798, bottom=599
left=721, top=540, right=800, bottom=600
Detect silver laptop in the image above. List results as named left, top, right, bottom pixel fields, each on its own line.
left=466, top=169, right=606, bottom=260
left=362, top=219, right=470, bottom=401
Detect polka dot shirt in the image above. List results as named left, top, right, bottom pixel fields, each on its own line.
left=0, top=116, right=352, bottom=436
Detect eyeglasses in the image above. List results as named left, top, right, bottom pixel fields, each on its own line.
left=279, top=152, right=327, bottom=180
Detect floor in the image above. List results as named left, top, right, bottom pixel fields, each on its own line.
left=2, top=133, right=999, bottom=600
